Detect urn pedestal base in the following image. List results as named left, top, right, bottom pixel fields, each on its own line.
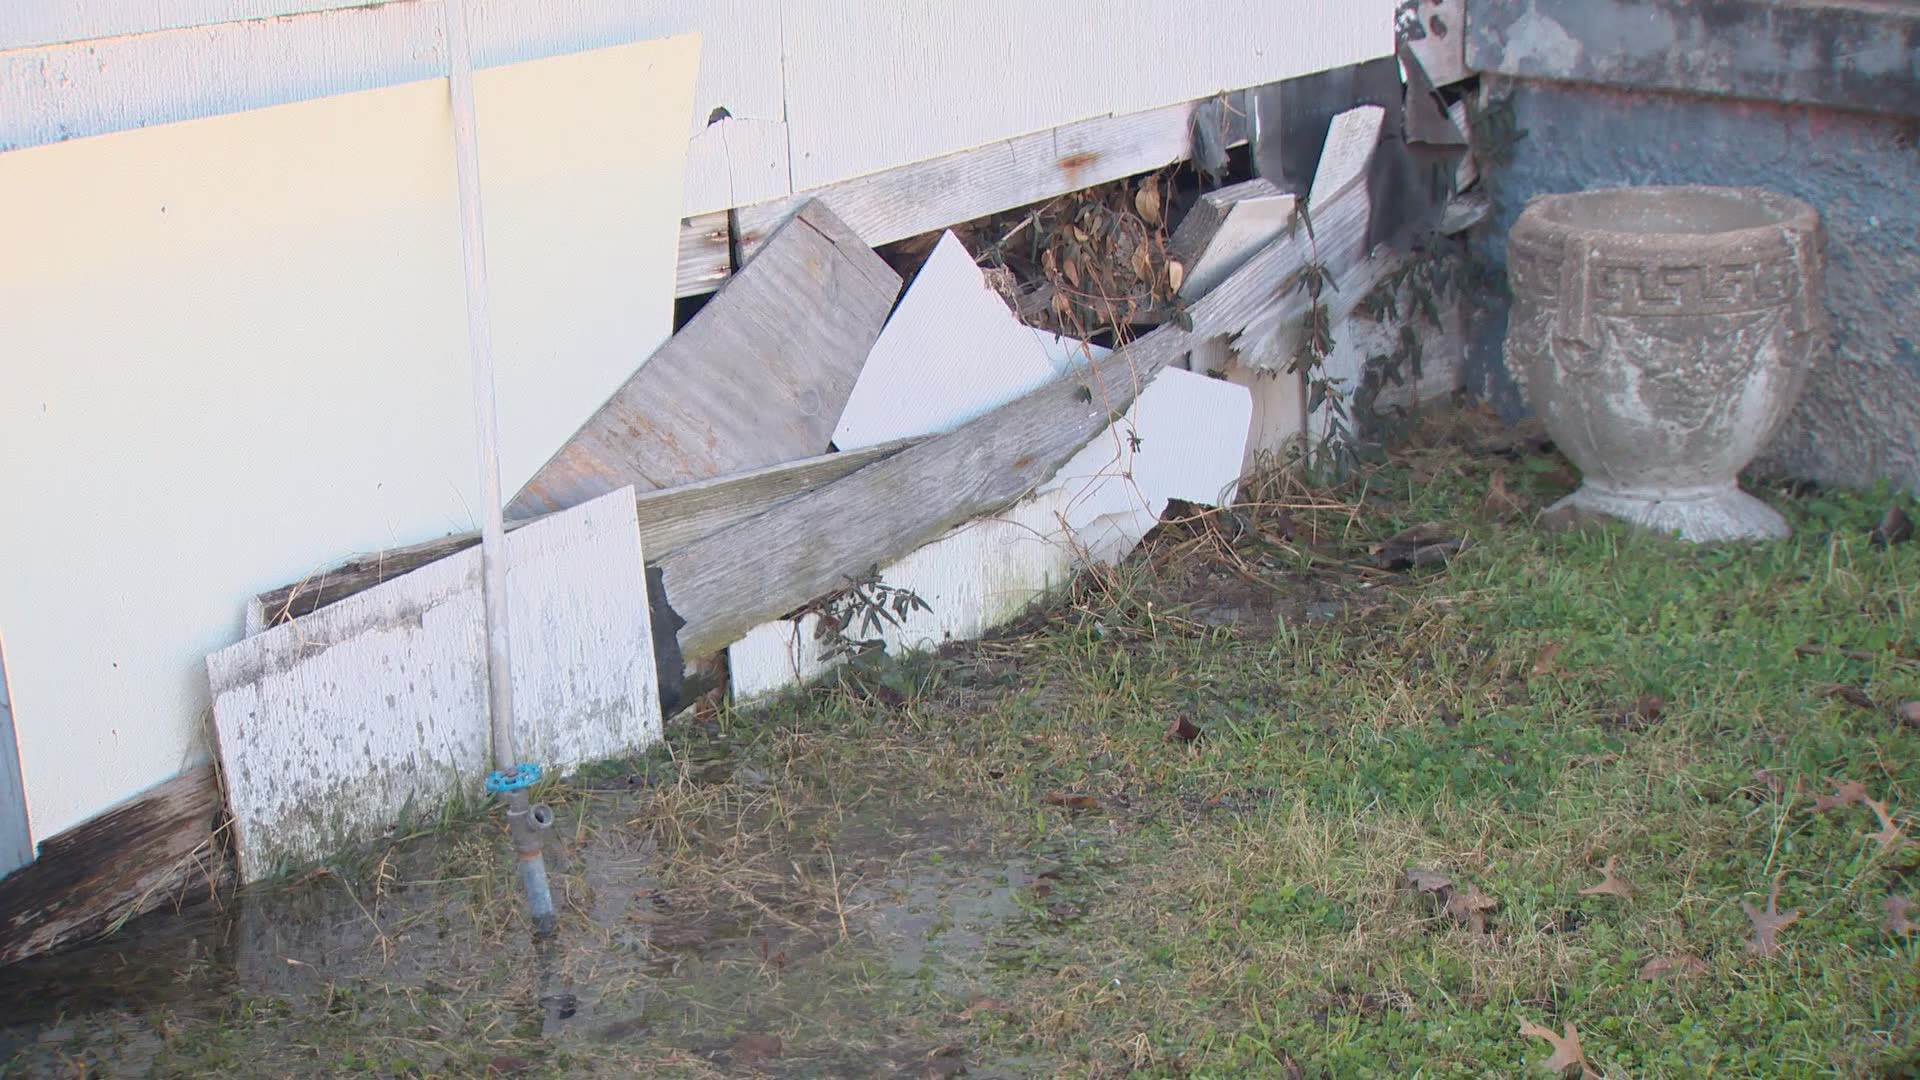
left=1549, top=483, right=1790, bottom=543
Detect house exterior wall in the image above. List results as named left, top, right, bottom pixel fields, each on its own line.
left=0, top=1, right=1395, bottom=855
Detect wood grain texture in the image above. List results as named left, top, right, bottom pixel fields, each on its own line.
left=1171, top=178, right=1298, bottom=300
left=730, top=367, right=1250, bottom=701
left=1401, top=0, right=1470, bottom=88
left=734, top=98, right=1251, bottom=261
left=251, top=440, right=914, bottom=629
left=507, top=201, right=901, bottom=519
left=0, top=766, right=221, bottom=967
left=676, top=212, right=732, bottom=298
left=207, top=490, right=660, bottom=883
left=655, top=321, right=1195, bottom=661
left=834, top=232, right=1058, bottom=451
left=1189, top=109, right=1382, bottom=373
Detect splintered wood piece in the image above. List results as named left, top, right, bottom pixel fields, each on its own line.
left=507, top=200, right=900, bottom=518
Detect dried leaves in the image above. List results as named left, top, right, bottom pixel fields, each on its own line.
left=1529, top=642, right=1565, bottom=679
left=1884, top=895, right=1916, bottom=936
left=1518, top=1019, right=1599, bottom=1078
left=1577, top=856, right=1634, bottom=901
left=1896, top=700, right=1920, bottom=730
left=1043, top=790, right=1099, bottom=811
left=1638, top=953, right=1710, bottom=981
left=1741, top=877, right=1800, bottom=957
left=1371, top=524, right=1469, bottom=570
left=1401, top=867, right=1499, bottom=933
left=1870, top=504, right=1913, bottom=546
left=1164, top=715, right=1202, bottom=743
left=1810, top=780, right=1870, bottom=813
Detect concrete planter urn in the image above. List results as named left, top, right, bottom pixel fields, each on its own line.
left=1504, top=185, right=1828, bottom=541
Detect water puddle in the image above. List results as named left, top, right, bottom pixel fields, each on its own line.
left=0, top=777, right=1041, bottom=1077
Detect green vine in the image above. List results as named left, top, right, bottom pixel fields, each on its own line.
left=799, top=567, right=933, bottom=664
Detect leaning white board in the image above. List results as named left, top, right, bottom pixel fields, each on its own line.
left=206, top=489, right=661, bottom=883
left=732, top=367, right=1252, bottom=701
left=833, top=231, right=1059, bottom=451
left=0, top=35, right=698, bottom=842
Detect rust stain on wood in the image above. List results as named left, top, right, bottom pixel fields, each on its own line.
left=0, top=765, right=224, bottom=967
left=1057, top=150, right=1101, bottom=186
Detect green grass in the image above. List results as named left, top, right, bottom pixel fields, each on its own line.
left=10, top=419, right=1917, bottom=1078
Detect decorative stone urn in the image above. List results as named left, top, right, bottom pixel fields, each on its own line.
left=1504, top=185, right=1828, bottom=541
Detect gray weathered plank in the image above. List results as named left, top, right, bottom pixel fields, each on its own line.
left=733, top=94, right=1251, bottom=262
left=676, top=211, right=731, bottom=298
left=209, top=490, right=660, bottom=883
left=655, top=324, right=1189, bottom=661
left=250, top=439, right=915, bottom=630
left=0, top=765, right=222, bottom=967
left=506, top=200, right=900, bottom=519
left=1170, top=178, right=1298, bottom=301
left=1191, top=107, right=1383, bottom=373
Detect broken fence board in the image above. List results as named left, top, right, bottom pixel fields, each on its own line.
left=1170, top=178, right=1298, bottom=301
left=834, top=231, right=1059, bottom=451
left=0, top=765, right=221, bottom=967
left=506, top=200, right=900, bottom=519
left=248, top=440, right=914, bottom=633
left=731, top=368, right=1251, bottom=701
left=734, top=96, right=1251, bottom=262
left=676, top=211, right=731, bottom=298
left=1190, top=106, right=1383, bottom=373
left=208, top=489, right=661, bottom=883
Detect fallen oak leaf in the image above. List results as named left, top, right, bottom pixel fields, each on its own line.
left=1863, top=797, right=1907, bottom=851
left=1884, top=895, right=1916, bottom=936
left=1482, top=468, right=1527, bottom=517
left=1751, top=768, right=1784, bottom=797
left=1446, top=885, right=1500, bottom=933
left=1895, top=700, right=1920, bottom=730
left=1403, top=867, right=1454, bottom=895
left=1870, top=504, right=1914, bottom=547
left=1811, top=779, right=1870, bottom=813
left=1615, top=692, right=1665, bottom=731
left=1638, top=953, right=1709, bottom=981
left=1530, top=642, right=1565, bottom=678
left=1742, top=876, right=1800, bottom=957
left=1043, top=790, right=1099, bottom=811
left=1822, top=684, right=1876, bottom=710
left=1164, top=715, right=1201, bottom=743
left=1577, top=856, right=1634, bottom=900
left=1518, top=1018, right=1599, bottom=1078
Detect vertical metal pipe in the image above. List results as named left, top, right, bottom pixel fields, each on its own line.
left=440, top=0, right=554, bottom=936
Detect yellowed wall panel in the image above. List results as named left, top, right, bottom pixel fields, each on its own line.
left=0, top=34, right=698, bottom=841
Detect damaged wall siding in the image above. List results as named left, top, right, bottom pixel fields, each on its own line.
left=0, top=38, right=698, bottom=844
left=0, top=0, right=1394, bottom=217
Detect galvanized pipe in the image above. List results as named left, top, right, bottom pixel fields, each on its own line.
left=440, top=0, right=555, bottom=936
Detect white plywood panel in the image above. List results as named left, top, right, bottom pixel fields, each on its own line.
left=1033, top=331, right=1112, bottom=377
left=834, top=232, right=1058, bottom=451
left=206, top=490, right=660, bottom=881
left=731, top=368, right=1250, bottom=702
left=0, top=0, right=786, bottom=215
left=778, top=0, right=1395, bottom=192
left=0, top=37, right=696, bottom=840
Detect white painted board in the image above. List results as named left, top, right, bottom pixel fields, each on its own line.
left=1033, top=331, right=1113, bottom=378
left=206, top=489, right=661, bottom=882
left=0, top=37, right=696, bottom=841
left=732, top=368, right=1251, bottom=701
left=1308, top=105, right=1387, bottom=213
left=778, top=0, right=1395, bottom=191
left=833, top=232, right=1059, bottom=451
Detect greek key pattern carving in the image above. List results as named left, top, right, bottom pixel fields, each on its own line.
left=1588, top=259, right=1794, bottom=316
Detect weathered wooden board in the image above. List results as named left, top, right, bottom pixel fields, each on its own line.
left=0, top=37, right=696, bottom=844
left=731, top=368, right=1251, bottom=701
left=1227, top=363, right=1310, bottom=474
left=506, top=201, right=900, bottom=519
left=1171, top=178, right=1299, bottom=301
left=777, top=0, right=1393, bottom=193
left=1190, top=107, right=1383, bottom=373
left=249, top=440, right=914, bottom=632
left=0, top=766, right=221, bottom=967
left=655, top=318, right=1196, bottom=662
left=207, top=490, right=660, bottom=882
left=676, top=212, right=732, bottom=298
left=734, top=97, right=1252, bottom=261
left=834, top=232, right=1059, bottom=451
